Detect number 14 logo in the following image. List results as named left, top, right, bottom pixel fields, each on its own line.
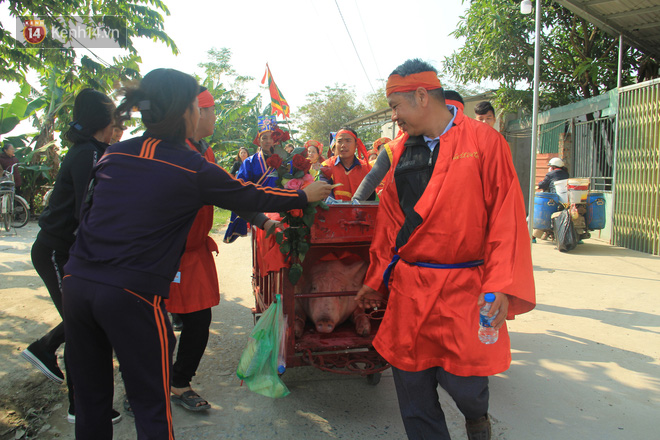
left=23, top=20, right=46, bottom=45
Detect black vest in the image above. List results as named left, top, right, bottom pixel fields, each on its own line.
left=394, top=135, right=440, bottom=249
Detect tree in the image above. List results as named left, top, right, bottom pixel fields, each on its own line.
left=0, top=0, right=179, bottom=212
left=445, top=0, right=651, bottom=114
left=197, top=48, right=266, bottom=170
left=1, top=0, right=177, bottom=88
left=298, top=85, right=366, bottom=144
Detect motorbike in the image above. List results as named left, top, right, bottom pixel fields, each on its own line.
left=532, top=179, right=606, bottom=252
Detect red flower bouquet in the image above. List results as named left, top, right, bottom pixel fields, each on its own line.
left=266, top=147, right=329, bottom=284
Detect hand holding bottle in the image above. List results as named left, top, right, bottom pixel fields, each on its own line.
left=477, top=292, right=509, bottom=329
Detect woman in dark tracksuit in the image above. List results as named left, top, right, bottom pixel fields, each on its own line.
left=21, top=89, right=121, bottom=423
left=61, top=68, right=331, bottom=440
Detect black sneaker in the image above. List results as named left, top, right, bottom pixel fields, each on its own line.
left=67, top=409, right=122, bottom=424
left=21, top=341, right=64, bottom=384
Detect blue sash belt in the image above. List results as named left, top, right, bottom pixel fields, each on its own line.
left=383, top=254, right=484, bottom=290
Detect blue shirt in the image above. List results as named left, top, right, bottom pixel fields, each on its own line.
left=332, top=155, right=361, bottom=171
left=423, top=105, right=457, bottom=152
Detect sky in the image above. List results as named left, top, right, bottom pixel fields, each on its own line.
left=130, top=0, right=471, bottom=112
left=1, top=0, right=472, bottom=132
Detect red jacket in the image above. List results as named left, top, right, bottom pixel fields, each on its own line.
left=165, top=141, right=219, bottom=314
left=321, top=156, right=370, bottom=201
left=364, top=109, right=536, bottom=375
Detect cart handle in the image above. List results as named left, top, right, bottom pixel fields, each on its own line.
left=339, top=219, right=371, bottom=227
left=294, top=290, right=359, bottom=298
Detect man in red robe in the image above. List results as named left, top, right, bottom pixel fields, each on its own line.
left=356, top=59, right=536, bottom=440
left=319, top=127, right=371, bottom=201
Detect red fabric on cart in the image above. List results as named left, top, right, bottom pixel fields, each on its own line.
left=254, top=213, right=287, bottom=275
left=165, top=143, right=220, bottom=314
left=363, top=108, right=536, bottom=376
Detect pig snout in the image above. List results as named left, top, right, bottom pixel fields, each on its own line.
left=314, top=317, right=336, bottom=333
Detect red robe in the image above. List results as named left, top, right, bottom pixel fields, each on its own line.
left=321, top=157, right=370, bottom=201
left=165, top=142, right=220, bottom=314
left=364, top=109, right=536, bottom=376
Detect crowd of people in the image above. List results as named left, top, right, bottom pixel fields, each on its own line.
left=17, top=59, right=535, bottom=440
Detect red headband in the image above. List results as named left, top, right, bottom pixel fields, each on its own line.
left=304, top=140, right=323, bottom=149
left=197, top=90, right=215, bottom=108
left=336, top=130, right=371, bottom=171
left=372, top=137, right=391, bottom=151
left=386, top=71, right=442, bottom=96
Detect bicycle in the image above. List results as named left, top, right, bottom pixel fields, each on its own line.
left=0, top=164, right=30, bottom=231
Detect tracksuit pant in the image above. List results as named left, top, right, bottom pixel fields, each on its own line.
left=392, top=366, right=489, bottom=440
left=63, top=275, right=176, bottom=440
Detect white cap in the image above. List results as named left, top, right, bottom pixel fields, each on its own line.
left=548, top=157, right=564, bottom=168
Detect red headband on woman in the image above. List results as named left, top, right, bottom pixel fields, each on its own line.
left=197, top=90, right=215, bottom=108
left=386, top=71, right=442, bottom=96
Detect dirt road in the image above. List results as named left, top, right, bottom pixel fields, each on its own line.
left=1, top=222, right=659, bottom=439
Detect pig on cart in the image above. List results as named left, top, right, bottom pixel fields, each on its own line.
left=251, top=204, right=389, bottom=383
left=294, top=253, right=371, bottom=337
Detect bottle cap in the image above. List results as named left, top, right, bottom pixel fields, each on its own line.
left=278, top=365, right=286, bottom=374
left=484, top=293, right=496, bottom=303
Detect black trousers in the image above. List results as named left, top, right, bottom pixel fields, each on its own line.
left=63, top=275, right=175, bottom=440
left=30, top=239, right=67, bottom=352
left=171, top=308, right=212, bottom=388
left=30, top=238, right=75, bottom=408
left=392, top=366, right=489, bottom=440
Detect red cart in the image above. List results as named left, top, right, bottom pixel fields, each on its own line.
left=251, top=204, right=389, bottom=384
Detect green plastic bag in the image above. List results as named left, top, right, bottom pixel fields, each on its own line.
left=236, top=294, right=290, bottom=398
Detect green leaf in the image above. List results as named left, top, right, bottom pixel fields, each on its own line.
left=280, top=241, right=291, bottom=254
left=293, top=170, right=304, bottom=179
left=288, top=263, right=303, bottom=285
left=302, top=214, right=315, bottom=228
left=298, top=241, right=310, bottom=255
left=24, top=97, right=48, bottom=118
left=284, top=173, right=294, bottom=179
left=275, top=231, right=284, bottom=245
left=0, top=116, right=20, bottom=135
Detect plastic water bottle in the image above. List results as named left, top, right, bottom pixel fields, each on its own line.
left=478, top=293, right=499, bottom=344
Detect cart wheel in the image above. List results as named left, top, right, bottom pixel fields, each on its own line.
left=366, top=373, right=381, bottom=385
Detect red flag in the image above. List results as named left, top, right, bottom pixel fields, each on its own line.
left=262, top=64, right=290, bottom=119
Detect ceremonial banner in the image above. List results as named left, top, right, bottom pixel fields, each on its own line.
left=261, top=64, right=290, bottom=119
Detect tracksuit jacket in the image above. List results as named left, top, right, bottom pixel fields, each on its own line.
left=64, top=134, right=307, bottom=296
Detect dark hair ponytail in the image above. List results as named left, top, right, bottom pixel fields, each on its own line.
left=65, top=89, right=115, bottom=145
left=115, top=69, right=199, bottom=143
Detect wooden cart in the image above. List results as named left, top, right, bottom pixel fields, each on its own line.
left=251, top=204, right=389, bottom=383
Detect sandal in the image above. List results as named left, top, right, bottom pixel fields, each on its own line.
left=171, top=390, right=210, bottom=412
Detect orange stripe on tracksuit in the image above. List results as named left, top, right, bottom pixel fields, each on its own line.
left=140, top=138, right=161, bottom=159
left=123, top=289, right=175, bottom=439
left=153, top=296, right=174, bottom=439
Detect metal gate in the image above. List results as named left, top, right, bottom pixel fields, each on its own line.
left=574, top=117, right=615, bottom=192
left=613, top=78, right=660, bottom=255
